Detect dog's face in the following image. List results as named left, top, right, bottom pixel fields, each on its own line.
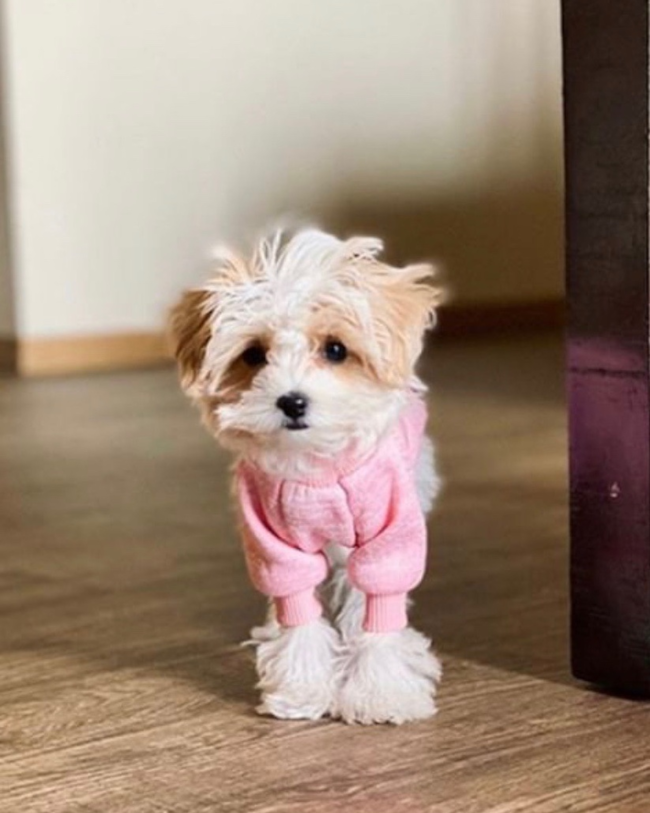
left=169, top=229, right=443, bottom=467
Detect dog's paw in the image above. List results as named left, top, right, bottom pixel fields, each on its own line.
left=333, top=627, right=441, bottom=725
left=243, top=611, right=281, bottom=646
left=255, top=618, right=341, bottom=721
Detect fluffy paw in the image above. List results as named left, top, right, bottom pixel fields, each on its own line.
left=245, top=603, right=281, bottom=645
left=254, top=618, right=342, bottom=721
left=334, top=627, right=442, bottom=725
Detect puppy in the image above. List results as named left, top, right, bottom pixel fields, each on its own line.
left=169, top=227, right=444, bottom=724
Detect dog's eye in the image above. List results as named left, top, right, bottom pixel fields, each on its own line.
left=323, top=339, right=348, bottom=363
left=241, top=344, right=267, bottom=368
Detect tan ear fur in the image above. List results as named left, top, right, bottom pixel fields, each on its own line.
left=167, top=288, right=213, bottom=393
left=167, top=248, right=252, bottom=396
left=366, top=263, right=446, bottom=387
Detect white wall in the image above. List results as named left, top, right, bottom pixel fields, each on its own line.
left=2, top=0, right=562, bottom=339
left=0, top=27, right=15, bottom=339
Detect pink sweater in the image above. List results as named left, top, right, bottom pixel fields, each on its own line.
left=235, top=397, right=428, bottom=633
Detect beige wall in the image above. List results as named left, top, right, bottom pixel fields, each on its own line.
left=0, top=187, right=14, bottom=337
left=0, top=22, right=14, bottom=339
left=2, top=0, right=563, bottom=339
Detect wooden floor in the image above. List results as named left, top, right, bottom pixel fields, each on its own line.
left=2, top=333, right=649, bottom=813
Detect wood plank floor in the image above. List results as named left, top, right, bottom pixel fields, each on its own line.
left=1, top=333, right=649, bottom=813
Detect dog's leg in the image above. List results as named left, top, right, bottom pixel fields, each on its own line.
left=244, top=593, right=342, bottom=721
left=325, top=543, right=365, bottom=641
left=328, top=553, right=442, bottom=724
left=332, top=439, right=442, bottom=724
left=245, top=601, right=281, bottom=644
left=333, top=625, right=442, bottom=725
left=252, top=616, right=341, bottom=720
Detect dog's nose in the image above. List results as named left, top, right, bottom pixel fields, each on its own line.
left=276, top=392, right=309, bottom=420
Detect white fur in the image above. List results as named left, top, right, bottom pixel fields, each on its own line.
left=203, top=232, right=397, bottom=453
left=326, top=545, right=365, bottom=642
left=415, top=435, right=442, bottom=514
left=187, top=228, right=440, bottom=478
left=245, top=601, right=280, bottom=643
left=333, top=628, right=442, bottom=725
left=252, top=618, right=341, bottom=720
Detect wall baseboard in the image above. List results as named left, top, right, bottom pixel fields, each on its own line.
left=18, top=331, right=170, bottom=377
left=7, top=299, right=564, bottom=377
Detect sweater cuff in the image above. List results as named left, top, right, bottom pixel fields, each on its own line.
left=275, top=589, right=323, bottom=627
left=364, top=593, right=409, bottom=632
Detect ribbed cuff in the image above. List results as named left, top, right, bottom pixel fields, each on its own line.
left=275, top=589, right=323, bottom=627
left=364, top=593, right=408, bottom=632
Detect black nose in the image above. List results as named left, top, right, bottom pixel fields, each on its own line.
left=276, top=392, right=309, bottom=420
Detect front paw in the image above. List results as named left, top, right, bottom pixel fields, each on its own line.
left=255, top=618, right=341, bottom=721
left=333, top=627, right=442, bottom=725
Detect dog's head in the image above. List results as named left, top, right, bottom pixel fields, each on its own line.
left=169, top=228, right=443, bottom=468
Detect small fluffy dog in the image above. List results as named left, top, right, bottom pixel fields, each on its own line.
left=169, top=227, right=444, bottom=724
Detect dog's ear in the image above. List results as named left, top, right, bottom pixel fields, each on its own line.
left=168, top=287, right=214, bottom=395
left=168, top=248, right=252, bottom=397
left=391, top=262, right=446, bottom=347
left=378, top=264, right=445, bottom=385
left=358, top=259, right=446, bottom=387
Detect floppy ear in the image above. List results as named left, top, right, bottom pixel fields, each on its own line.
left=167, top=287, right=214, bottom=396
left=364, top=262, right=446, bottom=387
left=168, top=247, right=252, bottom=397
left=391, top=262, right=446, bottom=354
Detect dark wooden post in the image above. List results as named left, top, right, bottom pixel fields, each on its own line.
left=564, top=0, right=650, bottom=694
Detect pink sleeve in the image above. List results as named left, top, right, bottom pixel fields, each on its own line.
left=236, top=467, right=329, bottom=627
left=344, top=454, right=427, bottom=632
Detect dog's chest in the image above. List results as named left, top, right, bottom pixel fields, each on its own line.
left=269, top=479, right=356, bottom=553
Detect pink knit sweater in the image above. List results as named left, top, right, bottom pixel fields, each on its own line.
left=235, top=397, right=428, bottom=632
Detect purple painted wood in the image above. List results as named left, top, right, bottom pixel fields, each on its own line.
left=564, top=0, right=650, bottom=693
